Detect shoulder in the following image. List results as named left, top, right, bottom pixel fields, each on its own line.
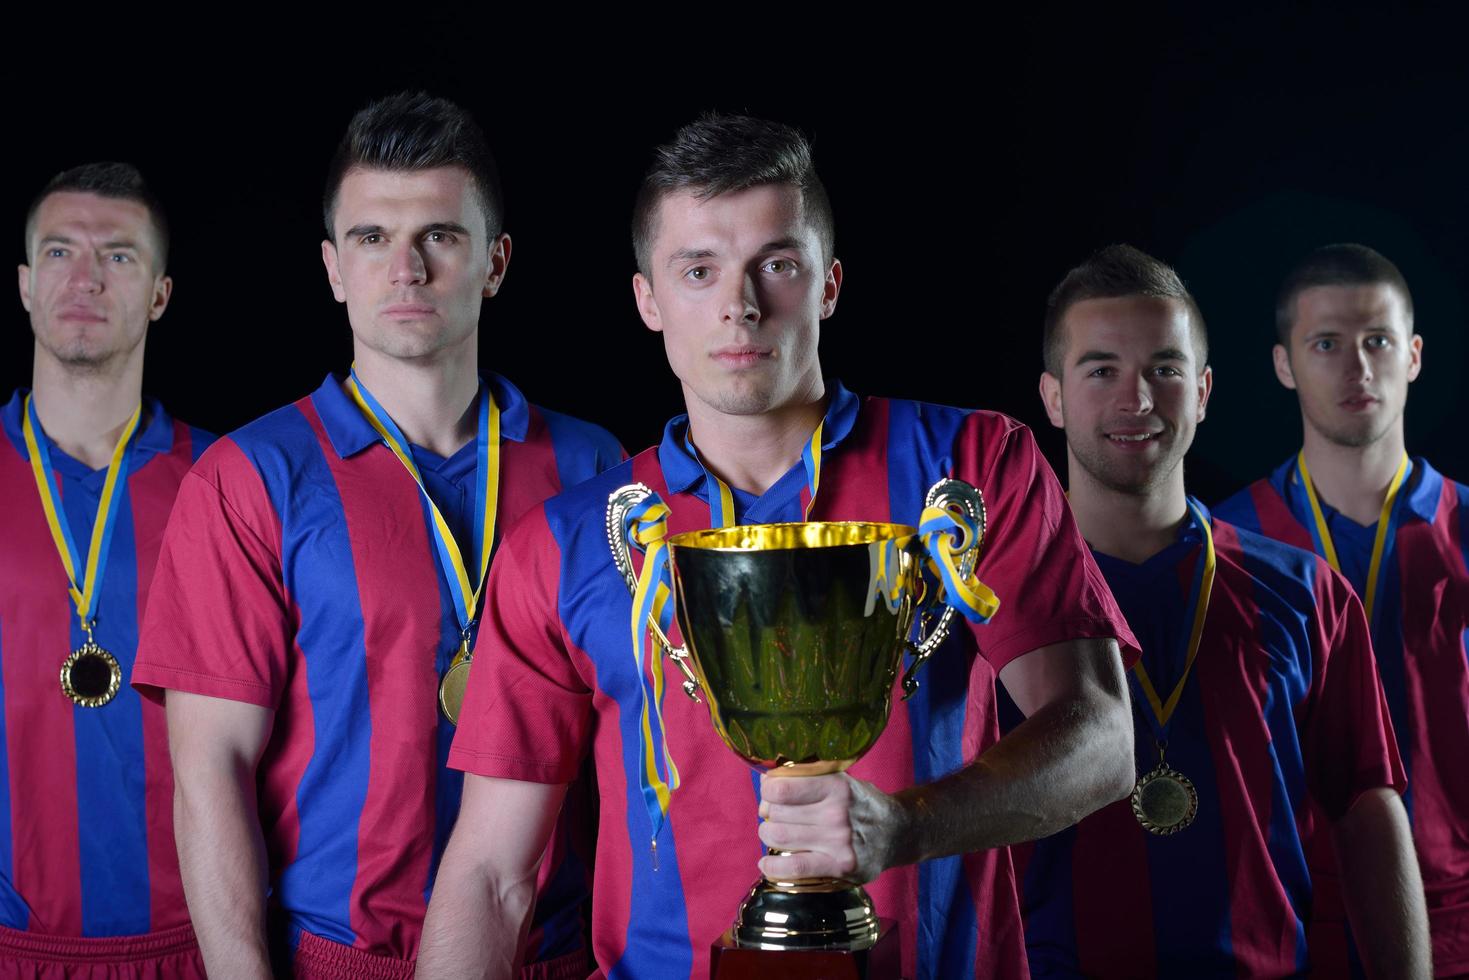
left=533, top=449, right=645, bottom=543
left=1213, top=516, right=1342, bottom=613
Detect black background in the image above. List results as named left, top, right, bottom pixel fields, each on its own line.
left=6, top=12, right=1469, bottom=502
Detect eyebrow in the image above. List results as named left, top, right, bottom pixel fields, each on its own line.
left=1073, top=348, right=1189, bottom=366
left=667, top=247, right=715, bottom=267
left=759, top=237, right=804, bottom=253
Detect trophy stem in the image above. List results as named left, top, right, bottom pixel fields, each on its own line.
left=733, top=873, right=880, bottom=951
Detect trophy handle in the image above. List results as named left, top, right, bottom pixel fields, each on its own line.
left=606, top=483, right=702, bottom=702
left=901, top=478, right=988, bottom=699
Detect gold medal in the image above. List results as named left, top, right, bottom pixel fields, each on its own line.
left=1131, top=759, right=1199, bottom=834
left=438, top=638, right=474, bottom=725
left=60, top=631, right=122, bottom=708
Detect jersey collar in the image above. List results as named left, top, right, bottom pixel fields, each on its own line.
left=2, top=388, right=173, bottom=469
left=1274, top=452, right=1441, bottom=525
left=657, top=380, right=861, bottom=496
left=313, top=371, right=530, bottom=459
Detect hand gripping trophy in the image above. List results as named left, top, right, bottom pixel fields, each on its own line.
left=608, top=478, right=998, bottom=978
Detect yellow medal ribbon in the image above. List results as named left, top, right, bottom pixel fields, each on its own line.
left=1131, top=499, right=1216, bottom=730
left=1296, top=451, right=1410, bottom=627
left=22, top=394, right=142, bottom=630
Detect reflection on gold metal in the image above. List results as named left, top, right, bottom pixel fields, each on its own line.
left=1131, top=763, right=1199, bottom=834
left=605, top=477, right=987, bottom=951
left=438, top=639, right=473, bottom=725
left=60, top=640, right=122, bottom=708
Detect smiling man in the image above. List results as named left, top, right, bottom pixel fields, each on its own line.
left=419, top=113, right=1139, bottom=980
left=1021, top=244, right=1427, bottom=978
left=0, top=163, right=213, bottom=977
left=1216, top=244, right=1469, bottom=977
left=132, top=93, right=621, bottom=980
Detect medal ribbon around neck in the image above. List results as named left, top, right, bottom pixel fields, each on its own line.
left=1296, top=450, right=1410, bottom=628
left=22, top=393, right=141, bottom=632
left=344, top=368, right=500, bottom=649
left=1129, top=498, right=1216, bottom=739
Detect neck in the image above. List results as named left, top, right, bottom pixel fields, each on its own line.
left=1066, top=455, right=1189, bottom=564
left=1300, top=423, right=1407, bottom=525
left=683, top=381, right=827, bottom=496
left=352, top=343, right=480, bottom=457
left=30, top=345, right=146, bottom=469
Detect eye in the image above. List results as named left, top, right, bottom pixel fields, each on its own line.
left=46, top=247, right=68, bottom=259
left=1365, top=334, right=1391, bottom=349
left=360, top=233, right=383, bottom=246
left=1312, top=338, right=1336, bottom=352
left=1153, top=365, right=1183, bottom=378
left=1087, top=366, right=1116, bottom=378
left=763, top=258, right=796, bottom=274
left=684, top=266, right=710, bottom=282
left=108, top=253, right=132, bottom=264
left=424, top=230, right=456, bottom=244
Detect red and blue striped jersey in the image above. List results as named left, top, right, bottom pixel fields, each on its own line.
left=1011, top=503, right=1403, bottom=978
left=0, top=389, right=213, bottom=938
left=1217, top=457, right=1469, bottom=975
left=449, top=383, right=1140, bottom=980
left=132, top=373, right=622, bottom=964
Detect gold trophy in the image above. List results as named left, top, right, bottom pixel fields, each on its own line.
left=608, top=478, right=987, bottom=974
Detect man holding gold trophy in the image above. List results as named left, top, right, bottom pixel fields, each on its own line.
left=421, top=115, right=1141, bottom=979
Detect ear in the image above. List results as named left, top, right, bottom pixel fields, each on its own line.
left=17, top=264, right=31, bottom=313
left=1038, top=371, right=1065, bottom=429
left=321, top=239, right=346, bottom=303
left=148, top=274, right=173, bottom=322
left=1407, top=332, right=1423, bottom=382
left=1272, top=343, right=1296, bottom=390
left=1197, top=365, right=1214, bottom=422
left=819, top=258, right=843, bottom=319
left=633, top=272, right=661, bottom=333
left=483, top=233, right=512, bottom=298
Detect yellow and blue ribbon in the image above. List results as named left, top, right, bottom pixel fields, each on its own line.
left=344, top=368, right=500, bottom=638
left=1130, top=498, right=1216, bottom=735
left=1296, top=451, right=1410, bottom=629
left=918, top=502, right=1000, bottom=624
left=22, top=394, right=141, bottom=631
left=683, top=421, right=824, bottom=525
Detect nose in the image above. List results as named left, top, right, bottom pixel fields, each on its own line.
left=1117, top=373, right=1154, bottom=414
left=67, top=252, right=103, bottom=294
left=1349, top=344, right=1374, bottom=383
left=720, top=273, right=760, bottom=327
left=389, top=241, right=427, bottom=286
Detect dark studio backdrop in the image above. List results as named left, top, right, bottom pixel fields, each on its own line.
left=5, top=10, right=1469, bottom=504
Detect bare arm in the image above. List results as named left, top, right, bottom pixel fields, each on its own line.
left=759, top=636, right=1133, bottom=881
left=1333, top=787, right=1430, bottom=979
left=417, top=775, right=568, bottom=980
left=167, top=690, right=274, bottom=980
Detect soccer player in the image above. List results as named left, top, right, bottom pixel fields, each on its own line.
left=1, top=163, right=212, bottom=975
left=1027, top=244, right=1428, bottom=977
left=132, top=93, right=623, bottom=979
left=1216, top=244, right=1469, bottom=977
left=419, top=114, right=1140, bottom=980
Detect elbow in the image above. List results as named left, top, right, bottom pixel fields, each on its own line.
left=1098, top=696, right=1136, bottom=804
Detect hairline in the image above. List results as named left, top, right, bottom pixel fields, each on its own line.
left=24, top=187, right=168, bottom=271
left=324, top=162, right=497, bottom=244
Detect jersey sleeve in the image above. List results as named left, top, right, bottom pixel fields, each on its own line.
left=448, top=505, right=593, bottom=784
left=132, top=440, right=292, bottom=708
left=954, top=414, right=1140, bottom=673
left=1302, top=563, right=1407, bottom=821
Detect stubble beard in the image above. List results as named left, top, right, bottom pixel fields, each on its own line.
left=1070, top=429, right=1185, bottom=497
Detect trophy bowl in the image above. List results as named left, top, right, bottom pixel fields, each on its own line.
left=609, top=480, right=985, bottom=954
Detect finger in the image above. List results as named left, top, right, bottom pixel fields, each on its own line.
left=758, top=819, right=850, bottom=853
left=759, top=849, right=855, bottom=881
left=759, top=773, right=847, bottom=806
left=759, top=800, right=848, bottom=827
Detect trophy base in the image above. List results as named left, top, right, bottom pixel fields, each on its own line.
left=711, top=918, right=901, bottom=979
left=732, top=876, right=880, bottom=949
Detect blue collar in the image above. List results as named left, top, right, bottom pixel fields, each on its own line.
left=2, top=388, right=174, bottom=467
left=311, top=371, right=530, bottom=460
left=657, top=380, right=862, bottom=495
left=1274, top=453, right=1441, bottom=526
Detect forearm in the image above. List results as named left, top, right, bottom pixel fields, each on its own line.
left=1333, top=788, right=1430, bottom=980
left=888, top=682, right=1134, bottom=864
left=174, top=764, right=272, bottom=979
left=417, top=838, right=538, bottom=980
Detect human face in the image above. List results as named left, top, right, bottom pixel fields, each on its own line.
left=632, top=184, right=840, bottom=419
left=321, top=166, right=509, bottom=365
left=18, top=191, right=170, bottom=372
left=1040, top=295, right=1211, bottom=496
left=1273, top=284, right=1420, bottom=449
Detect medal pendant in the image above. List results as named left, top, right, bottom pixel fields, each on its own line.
left=1131, top=761, right=1199, bottom=835
left=60, top=639, right=122, bottom=708
left=438, top=638, right=474, bottom=725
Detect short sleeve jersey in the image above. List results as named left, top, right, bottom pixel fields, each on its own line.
left=1012, top=503, right=1403, bottom=978
left=132, top=374, right=622, bottom=963
left=1218, top=458, right=1469, bottom=974
left=0, top=390, right=213, bottom=938
left=449, top=383, right=1139, bottom=980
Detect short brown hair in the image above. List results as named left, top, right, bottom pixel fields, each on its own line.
left=25, top=162, right=169, bottom=269
left=1042, top=244, right=1207, bottom=375
left=1275, top=243, right=1413, bottom=344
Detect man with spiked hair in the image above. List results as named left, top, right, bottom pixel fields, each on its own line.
left=421, top=113, right=1140, bottom=979
left=1, top=162, right=213, bottom=976
left=1217, top=244, right=1469, bottom=976
left=1025, top=243, right=1426, bottom=977
left=134, top=93, right=622, bottom=979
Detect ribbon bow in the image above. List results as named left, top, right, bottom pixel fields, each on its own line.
left=918, top=503, right=1000, bottom=624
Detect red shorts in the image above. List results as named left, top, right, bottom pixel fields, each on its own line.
left=0, top=921, right=203, bottom=979
left=292, top=929, right=588, bottom=980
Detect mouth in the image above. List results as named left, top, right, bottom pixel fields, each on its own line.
left=381, top=304, right=437, bottom=319
left=711, top=345, right=774, bottom=366
left=1339, top=394, right=1380, bottom=411
left=1104, top=430, right=1165, bottom=449
left=57, top=307, right=107, bottom=323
